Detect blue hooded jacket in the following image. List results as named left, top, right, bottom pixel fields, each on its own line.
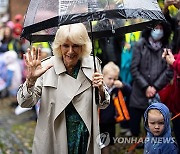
left=144, top=103, right=178, bottom=154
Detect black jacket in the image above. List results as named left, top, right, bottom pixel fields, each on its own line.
left=130, top=38, right=173, bottom=109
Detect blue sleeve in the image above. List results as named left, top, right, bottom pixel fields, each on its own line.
left=6, top=70, right=14, bottom=87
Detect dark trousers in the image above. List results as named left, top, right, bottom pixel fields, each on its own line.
left=129, top=107, right=146, bottom=137
left=120, top=120, right=130, bottom=129
left=172, top=116, right=180, bottom=154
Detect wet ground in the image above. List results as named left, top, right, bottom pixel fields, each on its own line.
left=0, top=98, right=36, bottom=154
left=0, top=97, right=143, bottom=154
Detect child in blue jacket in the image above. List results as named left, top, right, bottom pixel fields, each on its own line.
left=144, top=103, right=178, bottom=154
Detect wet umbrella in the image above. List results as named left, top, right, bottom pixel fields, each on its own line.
left=22, top=0, right=165, bottom=42
left=21, top=0, right=166, bottom=104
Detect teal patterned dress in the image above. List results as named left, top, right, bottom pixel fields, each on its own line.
left=65, top=61, right=89, bottom=154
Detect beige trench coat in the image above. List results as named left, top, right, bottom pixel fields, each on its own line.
left=17, top=55, right=110, bottom=154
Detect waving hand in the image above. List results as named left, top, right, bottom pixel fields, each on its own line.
left=24, top=47, right=53, bottom=87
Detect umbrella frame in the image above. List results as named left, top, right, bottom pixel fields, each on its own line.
left=21, top=9, right=165, bottom=42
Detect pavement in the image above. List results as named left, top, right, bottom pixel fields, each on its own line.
left=0, top=97, right=36, bottom=154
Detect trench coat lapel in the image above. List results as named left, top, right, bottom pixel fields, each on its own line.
left=52, top=56, right=94, bottom=121
left=81, top=56, right=94, bottom=81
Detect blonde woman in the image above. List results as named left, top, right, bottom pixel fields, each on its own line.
left=17, top=23, right=110, bottom=154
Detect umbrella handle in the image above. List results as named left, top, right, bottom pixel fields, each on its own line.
left=89, top=20, right=99, bottom=105
left=95, top=87, right=99, bottom=105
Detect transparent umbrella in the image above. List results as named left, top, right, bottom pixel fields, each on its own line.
left=21, top=0, right=166, bottom=104
left=22, top=0, right=165, bottom=42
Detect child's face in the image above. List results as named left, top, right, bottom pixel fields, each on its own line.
left=103, top=71, right=118, bottom=88
left=148, top=111, right=165, bottom=136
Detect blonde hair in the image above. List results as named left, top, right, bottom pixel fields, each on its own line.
left=103, top=61, right=120, bottom=75
left=52, top=23, right=92, bottom=57
left=148, top=109, right=162, bottom=116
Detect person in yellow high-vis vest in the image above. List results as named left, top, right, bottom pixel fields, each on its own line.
left=32, top=42, right=52, bottom=60
left=0, top=26, right=22, bottom=57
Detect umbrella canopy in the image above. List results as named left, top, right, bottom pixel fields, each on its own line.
left=22, top=0, right=166, bottom=42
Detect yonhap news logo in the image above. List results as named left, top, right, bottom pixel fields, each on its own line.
left=96, top=132, right=110, bottom=149
left=96, top=135, right=176, bottom=148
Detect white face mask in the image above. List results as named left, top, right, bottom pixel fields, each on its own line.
left=151, top=29, right=164, bottom=41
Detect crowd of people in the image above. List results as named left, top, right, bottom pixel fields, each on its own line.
left=0, top=14, right=26, bottom=99
left=0, top=14, right=52, bottom=115
left=0, top=0, right=180, bottom=153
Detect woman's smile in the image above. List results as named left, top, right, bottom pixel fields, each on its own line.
left=61, top=39, right=82, bottom=69
left=65, top=54, right=77, bottom=59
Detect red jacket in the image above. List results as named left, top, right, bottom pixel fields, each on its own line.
left=159, top=52, right=180, bottom=115
left=172, top=53, right=180, bottom=75
left=171, top=52, right=180, bottom=114
left=170, top=53, right=180, bottom=115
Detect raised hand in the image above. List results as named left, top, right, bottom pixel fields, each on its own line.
left=24, top=47, right=53, bottom=87
left=114, top=80, right=123, bottom=88
left=162, top=48, right=175, bottom=65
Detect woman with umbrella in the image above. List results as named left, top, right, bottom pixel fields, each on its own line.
left=17, top=23, right=110, bottom=154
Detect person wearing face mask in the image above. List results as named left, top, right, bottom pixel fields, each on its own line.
left=151, top=28, right=164, bottom=41
left=128, top=22, right=174, bottom=138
